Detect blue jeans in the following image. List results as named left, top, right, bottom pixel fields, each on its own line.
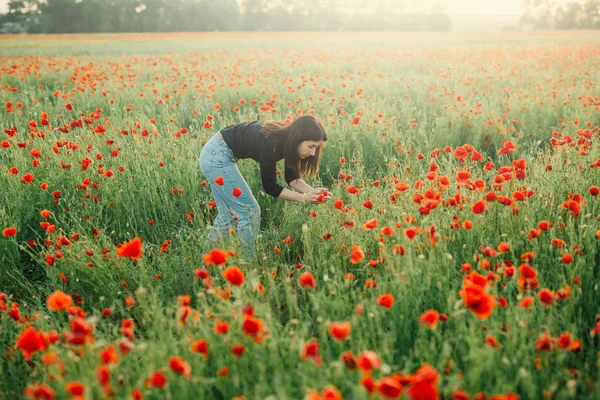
left=199, top=132, right=260, bottom=257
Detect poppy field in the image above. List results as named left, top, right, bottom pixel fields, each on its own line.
left=1, top=31, right=600, bottom=399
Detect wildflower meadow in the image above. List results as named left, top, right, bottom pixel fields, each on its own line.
left=1, top=31, right=600, bottom=399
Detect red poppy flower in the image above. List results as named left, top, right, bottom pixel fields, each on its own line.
left=23, top=383, right=56, bottom=400
left=169, top=356, right=192, bottom=379
left=419, top=309, right=440, bottom=329
left=350, top=245, right=365, bottom=264
left=301, top=340, right=322, bottom=365
left=190, top=339, right=209, bottom=359
left=203, top=248, right=229, bottom=266
left=395, top=182, right=410, bottom=191
left=298, top=272, right=316, bottom=289
left=223, top=266, right=245, bottom=286
left=328, top=321, right=351, bottom=341
left=145, top=370, right=167, bottom=389
left=242, top=315, right=267, bottom=340
left=346, top=185, right=360, bottom=195
left=47, top=290, right=73, bottom=311
left=377, top=293, right=395, bottom=309
left=65, top=382, right=85, bottom=397
left=16, top=326, right=48, bottom=359
left=471, top=200, right=486, bottom=214
left=363, top=218, right=378, bottom=230
left=2, top=227, right=17, bottom=237
left=116, top=237, right=143, bottom=261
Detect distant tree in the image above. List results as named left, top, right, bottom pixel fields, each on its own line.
left=134, top=0, right=173, bottom=32
left=111, top=0, right=149, bottom=33
left=239, top=0, right=282, bottom=31
left=520, top=0, right=556, bottom=29
left=580, top=0, right=600, bottom=28
left=3, top=0, right=41, bottom=32
left=288, top=0, right=337, bottom=31
left=521, top=0, right=600, bottom=29
left=7, top=0, right=39, bottom=15
left=555, top=1, right=583, bottom=29
left=36, top=0, right=81, bottom=33
left=176, top=0, right=242, bottom=32
left=0, top=20, right=27, bottom=33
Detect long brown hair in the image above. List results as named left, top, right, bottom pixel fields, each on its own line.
left=261, top=115, right=327, bottom=178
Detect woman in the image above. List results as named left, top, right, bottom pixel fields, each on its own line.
left=199, top=115, right=332, bottom=257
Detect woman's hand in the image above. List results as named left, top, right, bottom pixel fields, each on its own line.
left=307, top=188, right=333, bottom=203
left=301, top=191, right=320, bottom=204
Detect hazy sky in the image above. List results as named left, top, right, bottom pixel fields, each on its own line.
left=0, top=0, right=530, bottom=16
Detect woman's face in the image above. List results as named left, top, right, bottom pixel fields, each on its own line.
left=298, top=140, right=322, bottom=159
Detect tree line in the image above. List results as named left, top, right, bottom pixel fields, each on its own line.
left=0, top=0, right=599, bottom=34
left=0, top=0, right=451, bottom=33
left=520, top=0, right=600, bottom=29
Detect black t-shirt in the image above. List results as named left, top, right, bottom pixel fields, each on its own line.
left=220, top=121, right=299, bottom=197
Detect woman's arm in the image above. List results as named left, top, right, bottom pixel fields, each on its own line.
left=288, top=178, right=313, bottom=194
left=278, top=187, right=322, bottom=204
